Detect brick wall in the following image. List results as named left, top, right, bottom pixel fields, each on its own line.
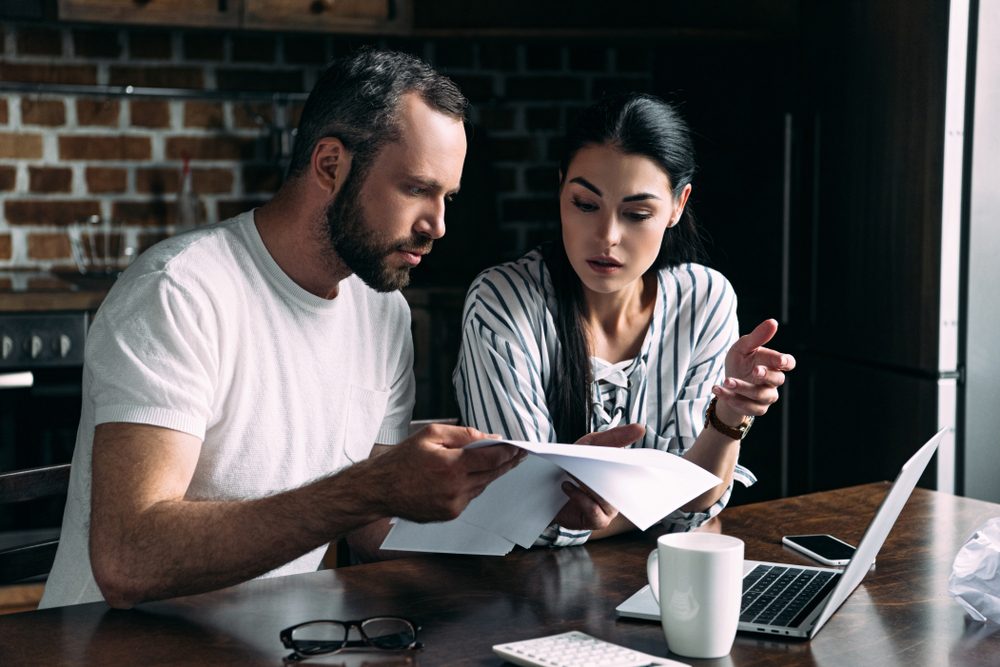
left=0, top=22, right=652, bottom=274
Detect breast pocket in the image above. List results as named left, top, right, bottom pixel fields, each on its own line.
left=343, top=384, right=390, bottom=463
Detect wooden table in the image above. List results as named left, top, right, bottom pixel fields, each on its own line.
left=2, top=484, right=999, bottom=666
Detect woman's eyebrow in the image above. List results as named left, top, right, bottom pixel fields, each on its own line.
left=622, top=192, right=660, bottom=202
left=569, top=176, right=602, bottom=196
left=569, top=177, right=661, bottom=203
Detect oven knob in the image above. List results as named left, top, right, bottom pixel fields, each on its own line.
left=2, top=336, right=12, bottom=360
left=59, top=334, right=72, bottom=358
left=30, top=335, right=44, bottom=359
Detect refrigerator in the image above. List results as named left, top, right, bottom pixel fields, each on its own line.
left=652, top=0, right=995, bottom=504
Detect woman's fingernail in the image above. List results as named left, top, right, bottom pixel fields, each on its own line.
left=725, top=377, right=737, bottom=388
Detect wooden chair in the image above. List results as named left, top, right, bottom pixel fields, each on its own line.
left=0, top=463, right=71, bottom=586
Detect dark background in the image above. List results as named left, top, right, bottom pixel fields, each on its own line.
left=0, top=0, right=971, bottom=516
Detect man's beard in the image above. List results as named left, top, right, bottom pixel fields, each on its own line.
left=326, top=169, right=433, bottom=292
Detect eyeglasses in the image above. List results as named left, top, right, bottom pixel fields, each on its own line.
left=280, top=616, right=422, bottom=661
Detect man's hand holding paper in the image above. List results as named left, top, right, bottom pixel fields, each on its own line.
left=380, top=423, right=722, bottom=555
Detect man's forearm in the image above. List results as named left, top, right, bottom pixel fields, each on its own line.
left=92, top=459, right=387, bottom=608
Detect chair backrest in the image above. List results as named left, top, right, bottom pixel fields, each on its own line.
left=0, top=463, right=71, bottom=585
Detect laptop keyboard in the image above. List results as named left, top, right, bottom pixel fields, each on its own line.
left=740, top=564, right=842, bottom=627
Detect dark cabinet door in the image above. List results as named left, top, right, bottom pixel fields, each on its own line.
left=652, top=38, right=797, bottom=505
left=800, top=2, right=951, bottom=373
left=785, top=354, right=940, bottom=496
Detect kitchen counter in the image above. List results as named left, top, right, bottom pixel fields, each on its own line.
left=0, top=272, right=114, bottom=313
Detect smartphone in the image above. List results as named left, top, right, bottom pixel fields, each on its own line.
left=781, top=534, right=856, bottom=566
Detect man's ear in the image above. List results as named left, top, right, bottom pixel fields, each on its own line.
left=311, top=137, right=353, bottom=198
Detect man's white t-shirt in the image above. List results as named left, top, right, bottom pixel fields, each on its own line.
left=40, top=210, right=415, bottom=608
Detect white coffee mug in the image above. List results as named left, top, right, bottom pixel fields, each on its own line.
left=646, top=532, right=744, bottom=659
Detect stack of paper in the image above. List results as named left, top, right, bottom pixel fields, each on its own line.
left=380, top=439, right=722, bottom=555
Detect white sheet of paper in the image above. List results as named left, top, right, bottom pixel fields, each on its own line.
left=537, top=451, right=719, bottom=530
left=452, top=456, right=567, bottom=548
left=382, top=515, right=516, bottom=556
left=379, top=438, right=722, bottom=554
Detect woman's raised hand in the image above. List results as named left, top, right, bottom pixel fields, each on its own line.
left=714, top=319, right=795, bottom=424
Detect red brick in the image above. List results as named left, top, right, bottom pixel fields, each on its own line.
left=569, top=46, right=608, bottom=72
left=60, top=135, right=151, bottom=161
left=283, top=34, right=328, bottom=64
left=130, top=100, right=171, bottom=128
left=525, top=45, right=562, bottom=70
left=501, top=197, right=558, bottom=222
left=215, top=68, right=303, bottom=93
left=77, top=99, right=120, bottom=126
left=233, top=102, right=272, bottom=129
left=183, top=32, right=225, bottom=61
left=480, top=43, right=518, bottom=70
left=108, top=66, right=203, bottom=89
left=505, top=76, right=585, bottom=101
left=476, top=107, right=516, bottom=132
left=16, top=27, right=63, bottom=57
left=184, top=101, right=225, bottom=129
left=593, top=76, right=650, bottom=98
left=85, top=167, right=127, bottom=194
left=0, top=132, right=43, bottom=159
left=193, top=168, right=233, bottom=194
left=165, top=136, right=255, bottom=161
left=5, top=200, right=100, bottom=226
left=112, top=200, right=175, bottom=226
left=431, top=41, right=474, bottom=69
left=0, top=166, right=15, bottom=191
left=525, top=107, right=560, bottom=131
left=21, top=99, right=66, bottom=126
left=288, top=103, right=305, bottom=128
left=72, top=28, right=122, bottom=58
left=218, top=199, right=266, bottom=220
left=28, top=233, right=72, bottom=260
left=136, top=167, right=179, bottom=194
left=29, top=167, right=72, bottom=193
left=0, top=63, right=97, bottom=86
left=137, top=231, right=169, bottom=253
left=243, top=165, right=283, bottom=193
left=445, top=74, right=494, bottom=103
left=27, top=274, right=72, bottom=289
left=231, top=34, right=276, bottom=63
left=0, top=99, right=8, bottom=125
left=128, top=30, right=172, bottom=60
left=0, top=234, right=11, bottom=260
left=491, top=137, right=540, bottom=161
left=616, top=47, right=652, bottom=72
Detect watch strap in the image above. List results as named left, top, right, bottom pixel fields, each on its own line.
left=704, top=396, right=754, bottom=440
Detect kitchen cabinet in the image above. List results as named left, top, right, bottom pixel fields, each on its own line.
left=56, top=0, right=409, bottom=33
left=243, top=0, right=407, bottom=34
left=58, top=0, right=241, bottom=29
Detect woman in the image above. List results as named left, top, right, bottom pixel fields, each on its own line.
left=453, top=93, right=795, bottom=547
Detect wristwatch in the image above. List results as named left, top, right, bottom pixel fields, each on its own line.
left=704, top=396, right=754, bottom=440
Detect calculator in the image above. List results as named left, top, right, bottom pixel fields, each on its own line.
left=492, top=630, right=688, bottom=667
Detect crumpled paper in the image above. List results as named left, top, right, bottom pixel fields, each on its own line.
left=949, top=517, right=1000, bottom=623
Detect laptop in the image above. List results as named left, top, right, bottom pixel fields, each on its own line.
left=616, top=428, right=945, bottom=640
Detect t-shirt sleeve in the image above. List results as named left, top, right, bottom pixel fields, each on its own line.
left=453, top=267, right=557, bottom=443
left=375, top=298, right=416, bottom=446
left=87, top=272, right=219, bottom=440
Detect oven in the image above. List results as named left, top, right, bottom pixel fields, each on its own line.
left=0, top=312, right=88, bottom=538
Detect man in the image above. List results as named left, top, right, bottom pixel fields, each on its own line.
left=39, top=48, right=524, bottom=609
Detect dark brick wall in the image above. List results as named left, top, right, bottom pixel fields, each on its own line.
left=0, top=22, right=652, bottom=272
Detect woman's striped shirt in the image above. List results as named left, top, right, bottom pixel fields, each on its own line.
left=453, top=248, right=756, bottom=547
